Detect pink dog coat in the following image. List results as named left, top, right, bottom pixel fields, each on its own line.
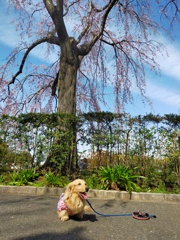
left=57, top=192, right=87, bottom=212
left=57, top=193, right=68, bottom=211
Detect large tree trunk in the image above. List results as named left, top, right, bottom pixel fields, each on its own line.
left=42, top=38, right=81, bottom=174
left=41, top=2, right=83, bottom=174
left=57, top=39, right=80, bottom=173
left=58, top=54, right=77, bottom=115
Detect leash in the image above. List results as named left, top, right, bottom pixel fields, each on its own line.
left=86, top=199, right=156, bottom=220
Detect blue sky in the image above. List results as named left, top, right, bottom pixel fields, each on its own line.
left=0, top=1, right=180, bottom=116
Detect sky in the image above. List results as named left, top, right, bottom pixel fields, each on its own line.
left=0, top=1, right=180, bottom=117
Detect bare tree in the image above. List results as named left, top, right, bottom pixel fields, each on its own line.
left=0, top=0, right=179, bottom=115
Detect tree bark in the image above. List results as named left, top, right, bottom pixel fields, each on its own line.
left=59, top=38, right=80, bottom=172
left=57, top=41, right=79, bottom=115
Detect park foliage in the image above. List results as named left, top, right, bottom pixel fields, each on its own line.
left=0, top=112, right=179, bottom=193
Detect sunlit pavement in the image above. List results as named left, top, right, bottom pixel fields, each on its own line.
left=0, top=193, right=179, bottom=240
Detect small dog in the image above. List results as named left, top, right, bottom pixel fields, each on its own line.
left=57, top=179, right=90, bottom=221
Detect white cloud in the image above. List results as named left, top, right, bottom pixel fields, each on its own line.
left=0, top=14, right=58, bottom=63
left=155, top=40, right=180, bottom=82
left=147, top=81, right=180, bottom=108
left=0, top=2, right=56, bottom=63
left=0, top=17, right=19, bottom=47
left=145, top=37, right=180, bottom=112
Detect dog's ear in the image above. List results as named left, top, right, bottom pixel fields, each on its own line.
left=64, top=182, right=74, bottom=200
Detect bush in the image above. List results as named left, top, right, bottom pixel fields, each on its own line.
left=83, top=173, right=101, bottom=189
left=0, top=174, right=6, bottom=184
left=8, top=169, right=39, bottom=186
left=99, top=164, right=145, bottom=192
left=44, top=171, right=69, bottom=187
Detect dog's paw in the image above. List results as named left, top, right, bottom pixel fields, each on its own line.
left=61, top=216, right=69, bottom=221
left=84, top=205, right=92, bottom=212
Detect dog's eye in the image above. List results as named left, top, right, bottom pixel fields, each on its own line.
left=78, top=183, right=81, bottom=185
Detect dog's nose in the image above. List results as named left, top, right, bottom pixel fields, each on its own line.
left=86, top=187, right=89, bottom=192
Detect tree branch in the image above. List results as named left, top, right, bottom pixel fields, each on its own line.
left=91, top=2, right=110, bottom=12
left=78, top=0, right=117, bottom=55
left=43, top=0, right=68, bottom=43
left=43, top=0, right=55, bottom=16
left=161, top=0, right=180, bottom=26
left=8, top=34, right=59, bottom=94
left=162, top=0, right=180, bottom=14
left=63, top=0, right=80, bottom=16
left=90, top=0, right=117, bottom=45
left=76, top=1, right=93, bottom=44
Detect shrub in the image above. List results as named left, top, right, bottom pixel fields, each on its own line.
left=0, top=174, right=6, bottom=184
left=83, top=173, right=101, bottom=189
left=8, top=169, right=39, bottom=186
left=44, top=171, right=69, bottom=187
left=99, top=164, right=145, bottom=192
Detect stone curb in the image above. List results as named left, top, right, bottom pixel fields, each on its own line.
left=0, top=185, right=180, bottom=203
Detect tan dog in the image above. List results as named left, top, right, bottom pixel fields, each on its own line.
left=57, top=179, right=90, bottom=221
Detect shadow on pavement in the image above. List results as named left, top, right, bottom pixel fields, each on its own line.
left=15, top=226, right=88, bottom=240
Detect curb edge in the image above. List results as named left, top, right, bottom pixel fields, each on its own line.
left=0, top=185, right=180, bottom=203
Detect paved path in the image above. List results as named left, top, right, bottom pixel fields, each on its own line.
left=0, top=194, right=179, bottom=240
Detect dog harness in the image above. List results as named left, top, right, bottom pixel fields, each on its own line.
left=57, top=193, right=69, bottom=212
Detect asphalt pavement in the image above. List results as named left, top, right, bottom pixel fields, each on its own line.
left=0, top=194, right=180, bottom=240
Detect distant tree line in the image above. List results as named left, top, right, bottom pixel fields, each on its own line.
left=0, top=112, right=180, bottom=176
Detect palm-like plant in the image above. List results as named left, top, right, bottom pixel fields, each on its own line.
left=99, top=164, right=145, bottom=192
left=9, top=169, right=39, bottom=186
left=99, top=165, right=119, bottom=190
